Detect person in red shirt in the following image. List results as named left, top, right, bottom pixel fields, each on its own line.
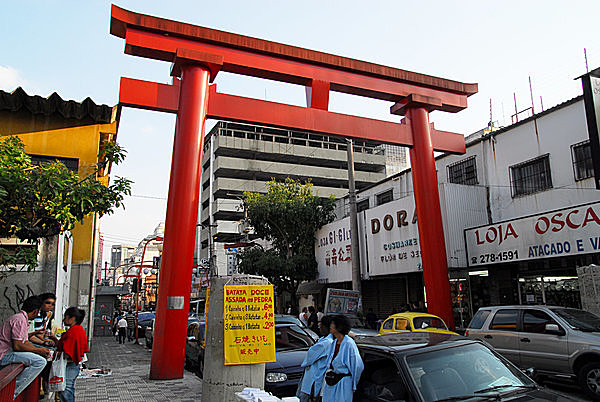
left=56, top=307, right=89, bottom=402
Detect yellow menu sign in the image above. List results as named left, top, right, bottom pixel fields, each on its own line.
left=223, top=284, right=276, bottom=365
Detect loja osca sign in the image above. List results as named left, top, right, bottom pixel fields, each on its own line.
left=466, top=202, right=600, bottom=266
left=474, top=204, right=600, bottom=245
left=371, top=209, right=417, bottom=234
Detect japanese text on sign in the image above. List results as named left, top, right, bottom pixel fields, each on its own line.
left=223, top=284, right=276, bottom=365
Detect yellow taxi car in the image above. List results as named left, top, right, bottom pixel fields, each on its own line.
left=378, top=312, right=457, bottom=335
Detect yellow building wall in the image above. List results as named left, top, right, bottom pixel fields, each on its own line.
left=0, top=122, right=117, bottom=265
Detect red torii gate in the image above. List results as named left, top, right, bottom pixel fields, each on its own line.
left=110, top=5, right=477, bottom=379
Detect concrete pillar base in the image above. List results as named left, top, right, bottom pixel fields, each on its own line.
left=201, top=275, right=268, bottom=402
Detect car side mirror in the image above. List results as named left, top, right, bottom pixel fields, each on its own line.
left=545, top=323, right=564, bottom=336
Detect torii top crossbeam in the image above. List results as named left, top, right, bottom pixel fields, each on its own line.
left=111, top=5, right=476, bottom=152
left=110, top=5, right=477, bottom=382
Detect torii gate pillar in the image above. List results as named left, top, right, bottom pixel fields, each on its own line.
left=407, top=106, right=454, bottom=328
left=150, top=64, right=211, bottom=379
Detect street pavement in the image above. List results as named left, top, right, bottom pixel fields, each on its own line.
left=76, top=336, right=202, bottom=401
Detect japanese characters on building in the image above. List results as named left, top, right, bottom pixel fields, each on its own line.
left=315, top=217, right=353, bottom=283
left=466, top=201, right=600, bottom=266
left=223, top=284, right=276, bottom=365
left=315, top=197, right=422, bottom=283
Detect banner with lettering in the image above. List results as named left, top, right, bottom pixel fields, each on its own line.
left=223, top=284, right=276, bottom=365
left=315, top=216, right=353, bottom=283
left=465, top=201, right=600, bottom=266
left=364, top=197, right=422, bottom=276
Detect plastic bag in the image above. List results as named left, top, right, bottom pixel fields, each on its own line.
left=49, top=353, right=67, bottom=393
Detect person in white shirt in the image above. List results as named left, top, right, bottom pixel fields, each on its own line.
left=299, top=307, right=309, bottom=327
left=117, top=317, right=127, bottom=344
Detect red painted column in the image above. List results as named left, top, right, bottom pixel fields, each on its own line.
left=407, top=107, right=455, bottom=330
left=150, top=64, right=210, bottom=379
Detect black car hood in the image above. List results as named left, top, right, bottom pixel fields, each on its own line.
left=266, top=348, right=309, bottom=371
left=491, top=387, right=576, bottom=401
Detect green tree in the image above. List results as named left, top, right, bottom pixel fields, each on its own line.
left=0, top=136, right=132, bottom=275
left=238, top=178, right=336, bottom=308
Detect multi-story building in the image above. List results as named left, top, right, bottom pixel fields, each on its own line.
left=382, top=144, right=409, bottom=176
left=196, top=121, right=387, bottom=274
left=110, top=244, right=136, bottom=283
left=316, top=92, right=599, bottom=328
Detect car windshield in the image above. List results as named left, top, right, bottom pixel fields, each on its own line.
left=413, top=317, right=447, bottom=330
left=275, top=325, right=314, bottom=351
left=551, top=308, right=600, bottom=332
left=405, top=342, right=534, bottom=401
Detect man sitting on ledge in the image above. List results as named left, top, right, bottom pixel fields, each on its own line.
left=0, top=296, right=50, bottom=399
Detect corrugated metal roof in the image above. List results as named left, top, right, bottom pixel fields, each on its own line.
left=0, top=87, right=114, bottom=124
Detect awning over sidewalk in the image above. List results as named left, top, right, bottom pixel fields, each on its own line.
left=296, top=280, right=324, bottom=296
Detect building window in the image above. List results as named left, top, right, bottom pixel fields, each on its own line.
left=510, top=154, right=552, bottom=197
left=357, top=199, right=369, bottom=212
left=376, top=189, right=393, bottom=206
left=571, top=141, right=594, bottom=181
left=29, top=154, right=79, bottom=172
left=447, top=156, right=478, bottom=185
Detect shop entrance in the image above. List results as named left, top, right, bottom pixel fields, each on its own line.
left=518, top=276, right=581, bottom=308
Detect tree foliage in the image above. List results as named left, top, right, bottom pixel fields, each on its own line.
left=0, top=136, right=132, bottom=273
left=238, top=178, right=336, bottom=305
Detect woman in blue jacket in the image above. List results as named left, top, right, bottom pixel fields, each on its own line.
left=322, top=315, right=364, bottom=401
left=297, top=315, right=335, bottom=401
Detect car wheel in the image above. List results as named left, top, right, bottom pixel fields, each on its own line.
left=197, top=356, right=204, bottom=378
left=578, top=362, right=600, bottom=399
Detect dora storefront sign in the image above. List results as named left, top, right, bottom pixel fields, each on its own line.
left=223, top=284, right=276, bottom=365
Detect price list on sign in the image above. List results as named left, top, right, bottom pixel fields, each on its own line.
left=223, top=284, right=276, bottom=365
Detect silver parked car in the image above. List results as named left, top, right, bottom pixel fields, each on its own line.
left=465, top=305, right=600, bottom=399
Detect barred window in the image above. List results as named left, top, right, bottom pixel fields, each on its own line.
left=447, top=156, right=478, bottom=185
left=510, top=154, right=552, bottom=197
left=376, top=189, right=393, bottom=206
left=571, top=141, right=594, bottom=181
left=357, top=199, right=369, bottom=212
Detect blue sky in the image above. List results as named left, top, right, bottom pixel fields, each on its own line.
left=2, top=1, right=600, bottom=262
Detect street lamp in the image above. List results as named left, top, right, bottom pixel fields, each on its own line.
left=134, top=235, right=163, bottom=344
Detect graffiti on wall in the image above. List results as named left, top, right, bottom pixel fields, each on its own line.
left=3, top=284, right=35, bottom=313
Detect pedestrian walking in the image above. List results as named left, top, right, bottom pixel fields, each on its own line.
left=316, top=306, right=324, bottom=323
left=307, top=306, right=319, bottom=334
left=117, top=316, right=127, bottom=344
left=112, top=311, right=121, bottom=341
left=365, top=308, right=377, bottom=330
left=322, top=315, right=364, bottom=401
left=297, top=315, right=334, bottom=402
left=0, top=296, right=50, bottom=399
left=126, top=311, right=136, bottom=341
left=299, top=307, right=309, bottom=327
left=56, top=307, right=89, bottom=402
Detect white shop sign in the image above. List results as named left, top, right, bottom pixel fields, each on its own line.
left=465, top=201, right=600, bottom=267
left=365, top=197, right=422, bottom=276
left=315, top=217, right=353, bottom=283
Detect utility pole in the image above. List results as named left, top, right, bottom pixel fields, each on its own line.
left=346, top=139, right=362, bottom=295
